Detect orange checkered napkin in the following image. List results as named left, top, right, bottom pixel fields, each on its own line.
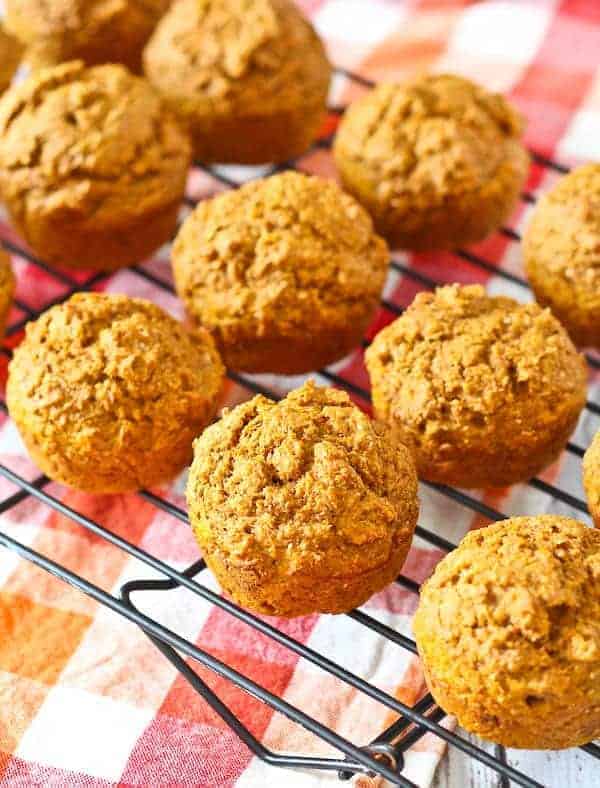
left=0, top=2, right=599, bottom=786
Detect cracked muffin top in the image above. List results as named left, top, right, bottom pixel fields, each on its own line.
left=524, top=164, right=600, bottom=348
left=172, top=170, right=388, bottom=345
left=8, top=292, right=223, bottom=433
left=187, top=381, right=418, bottom=580
left=414, top=515, right=600, bottom=748
left=367, top=284, right=586, bottom=436
left=144, top=0, right=330, bottom=119
left=333, top=74, right=529, bottom=250
left=0, top=60, right=191, bottom=227
left=335, top=74, right=525, bottom=209
left=7, top=292, right=224, bottom=491
left=366, top=284, right=587, bottom=486
left=5, top=0, right=170, bottom=71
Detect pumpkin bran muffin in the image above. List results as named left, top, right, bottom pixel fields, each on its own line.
left=414, top=516, right=600, bottom=749
left=143, top=0, right=331, bottom=163
left=172, top=171, right=389, bottom=374
left=0, top=61, right=191, bottom=271
left=0, top=249, right=15, bottom=337
left=334, top=75, right=529, bottom=250
left=584, top=430, right=600, bottom=527
left=186, top=381, right=419, bottom=616
left=524, top=164, right=600, bottom=348
left=0, top=24, right=22, bottom=95
left=5, top=0, right=170, bottom=73
left=7, top=293, right=224, bottom=493
left=366, top=285, right=587, bottom=488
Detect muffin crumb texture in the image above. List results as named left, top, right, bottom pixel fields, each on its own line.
left=5, top=0, right=170, bottom=72
left=366, top=284, right=587, bottom=487
left=186, top=381, right=419, bottom=616
left=173, top=171, right=388, bottom=373
left=143, top=0, right=331, bottom=162
left=0, top=60, right=191, bottom=270
left=334, top=74, right=529, bottom=250
left=414, top=516, right=600, bottom=749
left=524, top=164, right=600, bottom=348
left=584, top=430, right=600, bottom=527
left=7, top=293, right=224, bottom=493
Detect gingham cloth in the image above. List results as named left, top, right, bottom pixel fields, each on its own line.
left=0, top=1, right=598, bottom=787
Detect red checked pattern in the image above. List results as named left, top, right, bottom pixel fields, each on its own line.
left=0, top=2, right=598, bottom=787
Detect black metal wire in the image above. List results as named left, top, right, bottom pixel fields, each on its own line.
left=0, top=463, right=544, bottom=787
left=138, top=626, right=399, bottom=783
left=0, top=65, right=597, bottom=788
left=0, top=528, right=415, bottom=787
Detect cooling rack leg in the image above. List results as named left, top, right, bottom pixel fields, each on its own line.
left=118, top=583, right=415, bottom=786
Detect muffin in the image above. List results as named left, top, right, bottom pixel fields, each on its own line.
left=143, top=0, right=331, bottom=163
left=173, top=171, right=389, bottom=374
left=414, top=515, right=600, bottom=749
left=7, top=293, right=224, bottom=493
left=4, top=0, right=170, bottom=73
left=0, top=23, right=22, bottom=95
left=334, top=75, right=529, bottom=250
left=0, top=249, right=15, bottom=336
left=187, top=381, right=419, bottom=616
left=0, top=60, right=191, bottom=271
left=584, top=430, right=600, bottom=527
left=524, top=164, right=600, bottom=348
left=366, top=284, right=587, bottom=488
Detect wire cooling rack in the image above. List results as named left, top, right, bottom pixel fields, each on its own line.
left=0, top=67, right=599, bottom=788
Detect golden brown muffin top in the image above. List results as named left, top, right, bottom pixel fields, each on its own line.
left=415, top=516, right=600, bottom=704
left=187, top=380, right=418, bottom=579
left=0, top=23, right=23, bottom=94
left=5, top=0, right=169, bottom=43
left=7, top=293, right=224, bottom=468
left=0, top=60, right=191, bottom=223
left=173, top=171, right=389, bottom=338
left=143, top=0, right=331, bottom=116
left=334, top=74, right=526, bottom=209
left=366, top=284, right=587, bottom=450
left=524, top=165, right=600, bottom=305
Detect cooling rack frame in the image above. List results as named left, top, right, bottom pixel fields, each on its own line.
left=0, top=66, right=598, bottom=788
